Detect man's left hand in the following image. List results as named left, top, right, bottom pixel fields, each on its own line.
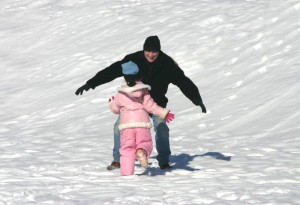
left=199, top=103, right=206, bottom=113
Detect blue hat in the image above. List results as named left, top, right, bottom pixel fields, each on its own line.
left=121, top=61, right=139, bottom=75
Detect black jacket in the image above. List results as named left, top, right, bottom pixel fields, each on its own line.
left=87, top=51, right=203, bottom=108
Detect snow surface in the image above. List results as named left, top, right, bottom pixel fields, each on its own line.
left=1, top=0, right=300, bottom=204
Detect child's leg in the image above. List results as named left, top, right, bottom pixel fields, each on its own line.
left=135, top=128, right=153, bottom=158
left=120, top=129, right=136, bottom=176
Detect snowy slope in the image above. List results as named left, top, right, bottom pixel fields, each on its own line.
left=1, top=0, right=300, bottom=204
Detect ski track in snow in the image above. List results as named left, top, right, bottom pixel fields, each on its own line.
left=1, top=0, right=300, bottom=204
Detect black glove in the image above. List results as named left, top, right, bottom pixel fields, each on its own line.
left=199, top=103, right=207, bottom=113
left=75, top=84, right=90, bottom=95
left=193, top=99, right=207, bottom=113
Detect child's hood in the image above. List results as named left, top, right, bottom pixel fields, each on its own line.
left=117, top=82, right=151, bottom=98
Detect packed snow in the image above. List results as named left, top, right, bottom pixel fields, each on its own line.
left=1, top=0, right=300, bottom=204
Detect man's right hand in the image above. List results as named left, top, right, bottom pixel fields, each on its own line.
left=75, top=84, right=91, bottom=95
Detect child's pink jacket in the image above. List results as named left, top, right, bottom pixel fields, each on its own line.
left=109, top=81, right=169, bottom=130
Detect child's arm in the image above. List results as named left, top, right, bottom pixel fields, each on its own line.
left=142, top=90, right=169, bottom=119
left=109, top=95, right=121, bottom=114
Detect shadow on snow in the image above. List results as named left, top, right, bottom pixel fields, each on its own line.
left=137, top=152, right=231, bottom=176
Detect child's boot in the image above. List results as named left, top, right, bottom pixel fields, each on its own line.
left=136, top=149, right=148, bottom=168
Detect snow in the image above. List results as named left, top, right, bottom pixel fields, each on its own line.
left=1, top=0, right=300, bottom=204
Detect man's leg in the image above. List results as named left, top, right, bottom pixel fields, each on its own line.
left=113, top=116, right=121, bottom=162
left=151, top=115, right=171, bottom=169
left=107, top=116, right=121, bottom=170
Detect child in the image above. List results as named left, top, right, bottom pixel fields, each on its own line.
left=109, top=61, right=174, bottom=176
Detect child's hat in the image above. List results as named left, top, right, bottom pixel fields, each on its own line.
left=121, top=61, right=139, bottom=75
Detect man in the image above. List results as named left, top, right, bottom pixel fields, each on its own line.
left=75, top=36, right=206, bottom=170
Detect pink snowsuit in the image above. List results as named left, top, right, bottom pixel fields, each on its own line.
left=109, top=81, right=169, bottom=176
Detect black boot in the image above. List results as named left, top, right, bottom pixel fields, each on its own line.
left=159, top=163, right=172, bottom=170
left=107, top=161, right=120, bottom=170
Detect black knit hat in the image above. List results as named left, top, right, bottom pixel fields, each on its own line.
left=143, top=36, right=161, bottom=51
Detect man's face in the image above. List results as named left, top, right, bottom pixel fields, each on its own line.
left=144, top=51, right=159, bottom=63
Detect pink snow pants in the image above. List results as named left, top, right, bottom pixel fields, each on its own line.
left=120, top=128, right=153, bottom=176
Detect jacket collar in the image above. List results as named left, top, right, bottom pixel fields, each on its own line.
left=117, top=83, right=151, bottom=93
